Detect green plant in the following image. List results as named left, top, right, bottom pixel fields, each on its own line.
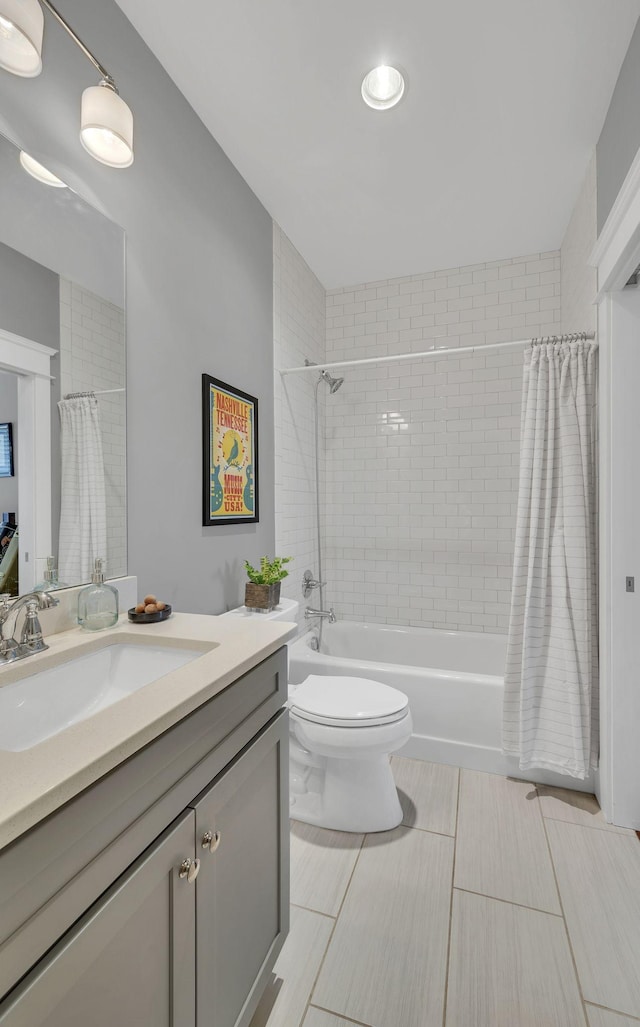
left=244, top=556, right=292, bottom=585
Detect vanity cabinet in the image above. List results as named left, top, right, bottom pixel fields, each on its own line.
left=0, top=648, right=289, bottom=1027
left=0, top=810, right=197, bottom=1027
left=194, top=717, right=287, bottom=1027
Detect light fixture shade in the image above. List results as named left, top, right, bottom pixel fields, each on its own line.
left=80, top=82, right=134, bottom=168
left=361, top=65, right=405, bottom=110
left=0, top=0, right=44, bottom=77
left=19, top=150, right=66, bottom=187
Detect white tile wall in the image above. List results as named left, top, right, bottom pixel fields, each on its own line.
left=561, top=152, right=598, bottom=335
left=324, top=252, right=561, bottom=632
left=59, top=280, right=127, bottom=580
left=272, top=224, right=597, bottom=634
left=274, top=226, right=326, bottom=627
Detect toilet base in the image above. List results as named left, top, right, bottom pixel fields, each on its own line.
left=289, top=751, right=403, bottom=833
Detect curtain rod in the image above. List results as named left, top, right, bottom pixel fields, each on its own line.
left=279, top=332, right=597, bottom=376
left=63, top=388, right=126, bottom=399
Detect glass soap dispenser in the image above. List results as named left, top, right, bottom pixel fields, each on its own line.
left=34, top=556, right=68, bottom=593
left=78, top=558, right=119, bottom=630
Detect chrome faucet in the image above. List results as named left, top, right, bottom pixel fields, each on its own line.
left=0, top=591, right=60, bottom=664
left=304, top=606, right=336, bottom=623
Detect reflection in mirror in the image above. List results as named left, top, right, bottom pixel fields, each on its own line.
left=0, top=131, right=126, bottom=591
left=0, top=374, right=18, bottom=594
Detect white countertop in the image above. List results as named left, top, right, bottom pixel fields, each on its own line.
left=0, top=612, right=295, bottom=851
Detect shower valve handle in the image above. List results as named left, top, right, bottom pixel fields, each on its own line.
left=302, top=570, right=325, bottom=598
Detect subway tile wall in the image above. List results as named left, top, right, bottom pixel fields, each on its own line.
left=59, top=280, right=127, bottom=580
left=324, top=252, right=561, bottom=632
left=274, top=225, right=326, bottom=629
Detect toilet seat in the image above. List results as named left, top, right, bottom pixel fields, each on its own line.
left=289, top=674, right=409, bottom=728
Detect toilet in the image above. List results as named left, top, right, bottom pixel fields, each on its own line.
left=221, top=599, right=412, bottom=833
left=288, top=674, right=412, bottom=833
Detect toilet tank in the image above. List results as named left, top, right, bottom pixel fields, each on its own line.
left=220, top=598, right=299, bottom=622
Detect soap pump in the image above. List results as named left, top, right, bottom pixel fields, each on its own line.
left=77, top=558, right=119, bottom=630
left=33, top=556, right=68, bottom=593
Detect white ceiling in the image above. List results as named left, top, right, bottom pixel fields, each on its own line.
left=116, top=0, right=640, bottom=289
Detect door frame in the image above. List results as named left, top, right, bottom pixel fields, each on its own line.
left=590, top=143, right=640, bottom=827
left=0, top=328, right=56, bottom=593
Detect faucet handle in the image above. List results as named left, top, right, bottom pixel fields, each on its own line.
left=20, top=599, right=46, bottom=652
left=302, top=570, right=326, bottom=598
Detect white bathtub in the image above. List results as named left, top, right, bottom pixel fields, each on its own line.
left=288, top=620, right=594, bottom=789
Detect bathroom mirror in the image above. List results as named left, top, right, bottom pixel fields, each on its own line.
left=0, top=129, right=126, bottom=594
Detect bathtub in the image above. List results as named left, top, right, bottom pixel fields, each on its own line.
left=288, top=620, right=594, bottom=789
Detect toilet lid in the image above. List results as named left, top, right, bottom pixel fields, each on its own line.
left=289, top=675, right=409, bottom=727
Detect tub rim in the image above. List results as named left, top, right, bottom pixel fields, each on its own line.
left=289, top=629, right=504, bottom=688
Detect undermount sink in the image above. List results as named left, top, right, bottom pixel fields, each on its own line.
left=0, top=643, right=205, bottom=752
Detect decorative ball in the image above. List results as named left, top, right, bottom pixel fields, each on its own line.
left=144, top=603, right=158, bottom=614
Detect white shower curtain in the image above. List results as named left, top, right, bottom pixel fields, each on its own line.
left=503, top=338, right=598, bottom=779
left=58, top=395, right=107, bottom=584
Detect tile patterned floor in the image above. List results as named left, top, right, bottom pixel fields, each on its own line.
left=251, top=757, right=640, bottom=1027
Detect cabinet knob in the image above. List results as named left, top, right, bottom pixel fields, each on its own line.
left=202, top=829, right=221, bottom=852
left=178, top=857, right=201, bottom=883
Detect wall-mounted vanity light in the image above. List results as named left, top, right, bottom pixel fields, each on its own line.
left=0, top=0, right=134, bottom=167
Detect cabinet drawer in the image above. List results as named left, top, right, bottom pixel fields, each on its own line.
left=0, top=810, right=196, bottom=1027
left=0, top=646, right=287, bottom=1000
left=192, top=713, right=289, bottom=1027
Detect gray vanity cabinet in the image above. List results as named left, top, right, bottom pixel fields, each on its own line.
left=0, top=647, right=290, bottom=1027
left=193, top=714, right=289, bottom=1027
left=0, top=809, right=196, bottom=1027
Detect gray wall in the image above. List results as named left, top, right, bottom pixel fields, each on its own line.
left=597, top=16, right=640, bottom=231
left=0, top=241, right=59, bottom=349
left=0, top=0, right=275, bottom=613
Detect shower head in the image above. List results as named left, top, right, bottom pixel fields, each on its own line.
left=320, top=369, right=344, bottom=393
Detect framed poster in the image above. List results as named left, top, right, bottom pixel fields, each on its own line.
left=202, top=374, right=259, bottom=525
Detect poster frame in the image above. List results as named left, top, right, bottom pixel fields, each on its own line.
left=202, top=373, right=259, bottom=526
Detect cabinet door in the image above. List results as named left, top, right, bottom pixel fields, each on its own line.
left=193, top=712, right=289, bottom=1027
left=0, top=810, right=196, bottom=1027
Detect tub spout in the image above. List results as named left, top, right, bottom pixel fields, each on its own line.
left=304, top=606, right=336, bottom=623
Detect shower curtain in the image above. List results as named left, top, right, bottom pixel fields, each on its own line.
left=502, top=338, right=598, bottom=779
left=58, top=395, right=107, bottom=584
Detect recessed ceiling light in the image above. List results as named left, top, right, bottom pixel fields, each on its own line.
left=19, top=150, right=67, bottom=187
left=361, top=65, right=405, bottom=110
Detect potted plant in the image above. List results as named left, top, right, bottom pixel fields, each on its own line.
left=244, top=556, right=292, bottom=612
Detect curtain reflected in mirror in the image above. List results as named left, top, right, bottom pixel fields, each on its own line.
left=58, top=394, right=107, bottom=584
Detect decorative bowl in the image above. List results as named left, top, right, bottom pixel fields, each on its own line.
left=127, top=604, right=172, bottom=624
